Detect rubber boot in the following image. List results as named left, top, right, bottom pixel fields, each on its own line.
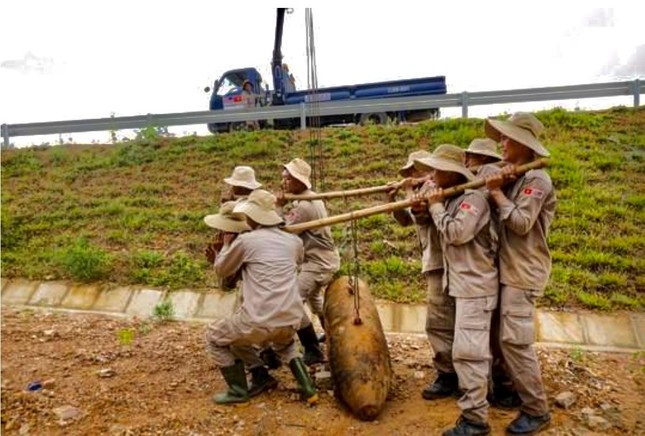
left=260, top=347, right=282, bottom=370
left=422, top=372, right=459, bottom=400
left=297, top=324, right=325, bottom=365
left=317, top=316, right=326, bottom=343
left=289, top=357, right=318, bottom=405
left=248, top=366, right=278, bottom=397
left=213, top=360, right=250, bottom=405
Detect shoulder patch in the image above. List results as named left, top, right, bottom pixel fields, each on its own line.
left=522, top=187, right=544, bottom=198
left=459, top=201, right=480, bottom=215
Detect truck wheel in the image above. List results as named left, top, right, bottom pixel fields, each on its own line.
left=359, top=112, right=388, bottom=126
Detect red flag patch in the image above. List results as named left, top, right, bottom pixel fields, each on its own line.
left=459, top=201, right=480, bottom=215
left=522, top=187, right=544, bottom=198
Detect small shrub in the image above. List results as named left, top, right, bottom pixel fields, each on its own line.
left=153, top=297, right=175, bottom=322
left=58, top=237, right=112, bottom=281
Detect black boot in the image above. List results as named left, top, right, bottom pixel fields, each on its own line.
left=443, top=416, right=491, bottom=436
left=422, top=372, right=459, bottom=400
left=289, top=357, right=318, bottom=404
left=297, top=324, right=325, bottom=365
left=260, top=347, right=282, bottom=370
left=506, top=411, right=551, bottom=435
left=248, top=366, right=278, bottom=397
left=213, top=360, right=249, bottom=405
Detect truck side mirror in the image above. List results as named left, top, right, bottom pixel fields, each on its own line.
left=203, top=86, right=211, bottom=93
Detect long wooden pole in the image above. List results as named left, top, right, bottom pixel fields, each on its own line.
left=283, top=182, right=405, bottom=201
left=283, top=161, right=508, bottom=201
left=283, top=158, right=547, bottom=233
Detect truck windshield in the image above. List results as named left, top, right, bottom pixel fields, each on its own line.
left=216, top=72, right=248, bottom=96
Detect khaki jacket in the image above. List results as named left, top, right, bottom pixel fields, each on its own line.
left=214, top=226, right=305, bottom=327
left=283, top=190, right=341, bottom=273
left=430, top=190, right=498, bottom=298
left=497, top=169, right=556, bottom=292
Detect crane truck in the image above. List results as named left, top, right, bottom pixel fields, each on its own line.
left=204, top=8, right=447, bottom=133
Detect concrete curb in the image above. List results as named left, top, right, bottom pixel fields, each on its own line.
left=2, top=279, right=643, bottom=353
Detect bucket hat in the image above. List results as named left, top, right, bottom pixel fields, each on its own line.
left=204, top=201, right=250, bottom=233
left=223, top=166, right=262, bottom=190
left=233, top=190, right=283, bottom=226
left=465, top=138, right=502, bottom=160
left=485, top=112, right=549, bottom=157
left=414, top=144, right=475, bottom=181
left=399, top=150, right=432, bottom=176
left=283, top=158, right=312, bottom=190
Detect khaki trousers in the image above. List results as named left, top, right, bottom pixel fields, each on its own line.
left=499, top=285, right=549, bottom=416
left=206, top=310, right=300, bottom=369
left=453, top=296, right=497, bottom=424
left=424, top=270, right=455, bottom=375
left=489, top=295, right=514, bottom=392
left=298, top=270, right=335, bottom=320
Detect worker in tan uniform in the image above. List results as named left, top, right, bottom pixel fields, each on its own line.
left=205, top=190, right=317, bottom=405
left=219, top=165, right=262, bottom=204
left=484, top=112, right=554, bottom=435
left=211, top=166, right=283, bottom=369
left=464, top=139, right=522, bottom=410
left=413, top=144, right=498, bottom=436
left=388, top=150, right=459, bottom=400
left=204, top=200, right=249, bottom=291
left=276, top=158, right=341, bottom=366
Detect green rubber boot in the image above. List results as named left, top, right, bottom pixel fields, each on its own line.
left=248, top=366, right=278, bottom=397
left=213, top=360, right=250, bottom=405
left=289, top=357, right=318, bottom=405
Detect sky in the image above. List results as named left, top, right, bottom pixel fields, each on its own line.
left=1, top=0, right=644, bottom=146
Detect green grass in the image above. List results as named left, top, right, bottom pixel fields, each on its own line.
left=1, top=106, right=644, bottom=309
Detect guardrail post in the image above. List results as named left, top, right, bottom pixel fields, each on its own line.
left=461, top=92, right=469, bottom=118
left=632, top=79, right=641, bottom=107
left=1, top=124, right=9, bottom=148
left=300, top=103, right=306, bottom=129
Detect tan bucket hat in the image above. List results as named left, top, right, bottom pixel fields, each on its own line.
left=485, top=112, right=550, bottom=157
left=465, top=138, right=502, bottom=160
left=283, top=158, right=312, bottom=189
left=399, top=150, right=432, bottom=176
left=233, top=189, right=283, bottom=226
left=203, top=201, right=250, bottom=233
left=223, top=166, right=262, bottom=190
left=413, top=144, right=475, bottom=181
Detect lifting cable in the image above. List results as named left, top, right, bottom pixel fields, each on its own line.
left=305, top=8, right=325, bottom=192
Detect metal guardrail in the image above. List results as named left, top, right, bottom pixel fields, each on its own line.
left=1, top=79, right=642, bottom=147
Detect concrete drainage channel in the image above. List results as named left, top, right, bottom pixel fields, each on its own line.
left=2, top=278, right=644, bottom=353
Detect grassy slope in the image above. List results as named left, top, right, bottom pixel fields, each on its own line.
left=1, top=107, right=644, bottom=310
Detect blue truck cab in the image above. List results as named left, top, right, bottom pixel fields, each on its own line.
left=207, top=68, right=271, bottom=133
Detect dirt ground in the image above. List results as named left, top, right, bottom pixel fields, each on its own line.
left=1, top=307, right=644, bottom=435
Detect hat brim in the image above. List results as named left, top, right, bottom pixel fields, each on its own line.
left=485, top=119, right=550, bottom=157
left=204, top=214, right=250, bottom=233
left=283, top=163, right=312, bottom=189
left=398, top=162, right=415, bottom=177
left=413, top=156, right=475, bottom=181
left=233, top=201, right=283, bottom=226
left=465, top=149, right=503, bottom=160
left=223, top=177, right=262, bottom=190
